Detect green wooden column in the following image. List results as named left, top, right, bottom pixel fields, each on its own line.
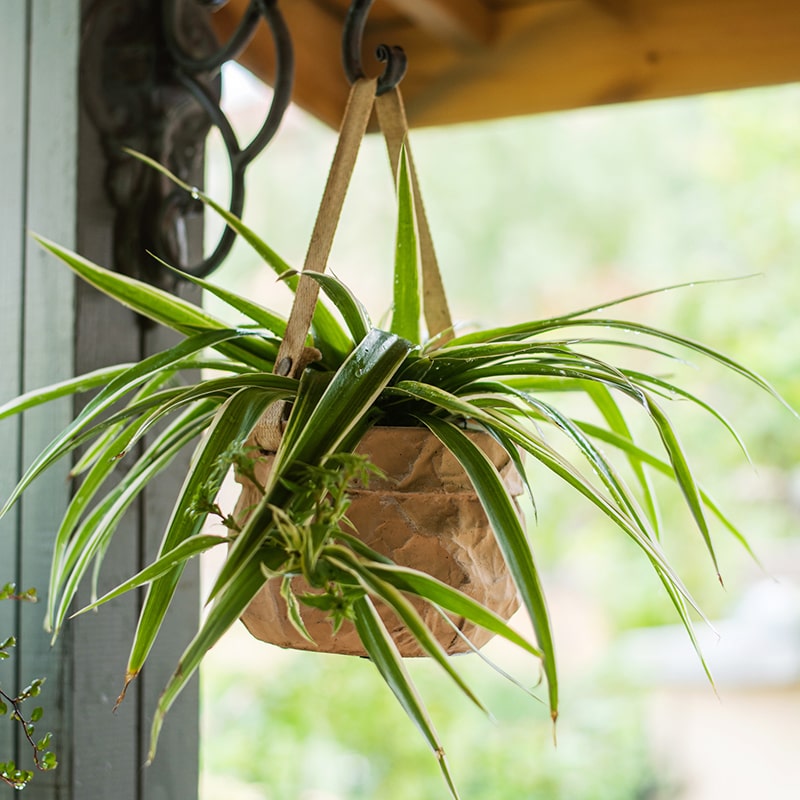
left=0, top=2, right=79, bottom=796
left=0, top=2, right=200, bottom=797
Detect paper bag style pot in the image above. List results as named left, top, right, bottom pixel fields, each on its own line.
left=233, top=426, right=523, bottom=657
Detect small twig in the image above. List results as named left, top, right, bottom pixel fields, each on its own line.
left=0, top=585, right=58, bottom=788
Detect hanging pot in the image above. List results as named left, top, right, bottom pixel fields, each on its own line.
left=228, top=79, right=523, bottom=656
left=233, top=425, right=523, bottom=657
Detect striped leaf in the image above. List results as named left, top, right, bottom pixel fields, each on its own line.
left=418, top=415, right=558, bottom=723
left=125, top=385, right=290, bottom=682
left=390, top=147, right=421, bottom=344
left=353, top=596, right=461, bottom=800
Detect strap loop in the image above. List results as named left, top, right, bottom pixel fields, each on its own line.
left=253, top=79, right=452, bottom=449
left=273, top=76, right=378, bottom=379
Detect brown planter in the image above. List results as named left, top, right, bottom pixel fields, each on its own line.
left=233, top=426, right=523, bottom=657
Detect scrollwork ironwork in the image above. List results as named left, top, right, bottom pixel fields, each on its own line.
left=342, top=0, right=407, bottom=93
left=81, top=0, right=293, bottom=285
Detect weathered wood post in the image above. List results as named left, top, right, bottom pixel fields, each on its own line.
left=1, top=1, right=205, bottom=797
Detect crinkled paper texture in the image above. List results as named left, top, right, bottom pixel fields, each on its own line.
left=233, top=426, right=523, bottom=656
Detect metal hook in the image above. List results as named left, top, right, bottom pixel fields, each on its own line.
left=342, top=0, right=407, bottom=95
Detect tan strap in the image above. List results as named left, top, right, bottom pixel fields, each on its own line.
left=254, top=79, right=453, bottom=450
left=253, top=77, right=376, bottom=450
left=375, top=87, right=453, bottom=342
left=273, top=76, right=378, bottom=378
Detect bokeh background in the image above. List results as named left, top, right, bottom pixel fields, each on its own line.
left=199, top=64, right=800, bottom=799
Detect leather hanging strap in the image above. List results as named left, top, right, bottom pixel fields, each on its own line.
left=253, top=77, right=377, bottom=450
left=253, top=78, right=454, bottom=449
left=273, top=76, right=378, bottom=379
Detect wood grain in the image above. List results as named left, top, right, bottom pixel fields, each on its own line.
left=386, top=0, right=495, bottom=46
left=11, top=2, right=79, bottom=797
left=215, top=0, right=800, bottom=128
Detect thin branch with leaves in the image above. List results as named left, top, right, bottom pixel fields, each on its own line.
left=0, top=584, right=57, bottom=790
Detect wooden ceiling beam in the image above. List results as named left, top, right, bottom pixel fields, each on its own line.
left=383, top=0, right=800, bottom=127
left=585, top=0, right=633, bottom=20
left=384, top=0, right=495, bottom=47
left=213, top=0, right=800, bottom=130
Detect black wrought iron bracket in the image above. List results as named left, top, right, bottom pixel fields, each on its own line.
left=81, top=0, right=410, bottom=288
left=81, top=0, right=293, bottom=285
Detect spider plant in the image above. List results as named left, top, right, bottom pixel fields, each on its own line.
left=0, top=152, right=787, bottom=799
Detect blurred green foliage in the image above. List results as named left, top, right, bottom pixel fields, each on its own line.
left=201, top=631, right=665, bottom=800
left=201, top=75, right=800, bottom=797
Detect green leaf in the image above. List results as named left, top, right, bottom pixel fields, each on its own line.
left=392, top=381, right=701, bottom=603
left=640, top=397, right=721, bottom=580
left=69, top=418, right=132, bottom=479
left=326, top=547, right=488, bottom=714
left=418, top=415, right=559, bottom=724
left=46, top=416, right=145, bottom=630
left=38, top=386, right=202, bottom=481
left=393, top=381, right=716, bottom=674
left=353, top=596, right=460, bottom=800
left=446, top=278, right=739, bottom=344
left=1, top=328, right=251, bottom=521
left=282, top=270, right=369, bottom=344
left=126, top=385, right=286, bottom=680
left=49, top=404, right=214, bottom=634
left=123, top=150, right=295, bottom=273
left=36, top=732, right=52, bottom=750
left=418, top=352, right=725, bottom=579
left=365, top=560, right=543, bottom=659
left=0, top=363, right=134, bottom=421
left=585, top=382, right=660, bottom=535
left=656, top=570, right=716, bottom=689
left=48, top=369, right=186, bottom=619
left=71, top=534, right=228, bottom=617
left=275, top=329, right=412, bottom=472
left=122, top=149, right=352, bottom=365
left=333, top=529, right=542, bottom=660
left=390, top=147, right=421, bottom=344
left=149, top=252, right=294, bottom=343
left=474, top=380, right=656, bottom=542
left=280, top=576, right=315, bottom=644
left=148, top=556, right=268, bottom=763
left=450, top=311, right=794, bottom=415
left=212, top=330, right=412, bottom=600
left=623, top=369, right=751, bottom=460
left=108, top=371, right=297, bottom=460
left=33, top=235, right=277, bottom=369
left=575, top=419, right=758, bottom=561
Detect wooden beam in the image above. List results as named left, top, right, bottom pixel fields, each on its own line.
left=391, top=0, right=800, bottom=126
left=74, top=2, right=204, bottom=795
left=586, top=0, right=634, bottom=20
left=218, top=0, right=800, bottom=129
left=385, top=0, right=495, bottom=47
